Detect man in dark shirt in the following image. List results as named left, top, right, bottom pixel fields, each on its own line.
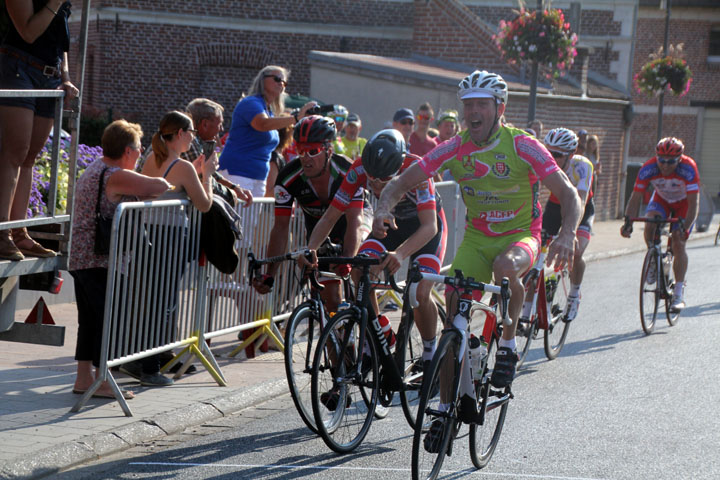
left=252, top=115, right=368, bottom=311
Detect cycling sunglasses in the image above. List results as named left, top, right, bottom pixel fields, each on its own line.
left=549, top=150, right=566, bottom=159
left=368, top=175, right=393, bottom=184
left=657, top=156, right=680, bottom=165
left=334, top=116, right=346, bottom=122
left=298, top=145, right=325, bottom=157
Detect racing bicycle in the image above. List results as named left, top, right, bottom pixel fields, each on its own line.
left=516, top=232, right=572, bottom=368
left=410, top=269, right=512, bottom=479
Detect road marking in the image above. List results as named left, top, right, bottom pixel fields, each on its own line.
left=129, top=461, right=610, bottom=479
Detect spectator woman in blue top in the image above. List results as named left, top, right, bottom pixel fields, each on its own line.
left=218, top=65, right=315, bottom=197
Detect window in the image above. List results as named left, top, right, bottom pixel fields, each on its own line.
left=709, top=27, right=720, bottom=63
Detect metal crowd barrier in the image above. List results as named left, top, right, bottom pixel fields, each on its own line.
left=71, top=181, right=467, bottom=415
left=71, top=199, right=221, bottom=416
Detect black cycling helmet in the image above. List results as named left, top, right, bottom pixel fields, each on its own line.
left=361, top=129, right=407, bottom=179
left=293, top=115, right=337, bottom=145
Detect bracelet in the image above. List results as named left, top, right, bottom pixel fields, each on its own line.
left=45, top=4, right=58, bottom=15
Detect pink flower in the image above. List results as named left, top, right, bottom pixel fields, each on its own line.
left=539, top=31, right=546, bottom=37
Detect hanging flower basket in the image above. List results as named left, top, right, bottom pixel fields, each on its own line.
left=493, top=8, right=578, bottom=79
left=634, top=46, right=693, bottom=97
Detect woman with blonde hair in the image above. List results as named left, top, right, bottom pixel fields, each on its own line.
left=585, top=134, right=601, bottom=193
left=218, top=65, right=315, bottom=197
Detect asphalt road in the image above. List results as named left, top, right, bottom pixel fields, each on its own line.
left=56, top=238, right=720, bottom=480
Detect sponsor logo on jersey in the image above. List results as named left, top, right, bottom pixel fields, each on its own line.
left=416, top=185, right=431, bottom=203
left=346, top=169, right=357, bottom=184
left=335, top=190, right=351, bottom=205
left=495, top=153, right=507, bottom=160
left=463, top=186, right=475, bottom=196
left=492, top=162, right=510, bottom=178
left=479, top=209, right=517, bottom=222
left=274, top=186, right=291, bottom=203
left=516, top=137, right=547, bottom=163
left=462, top=155, right=474, bottom=171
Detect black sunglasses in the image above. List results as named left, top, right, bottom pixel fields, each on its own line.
left=657, top=156, right=679, bottom=165
left=549, top=150, right=566, bottom=159
left=264, top=74, right=287, bottom=87
left=399, top=119, right=415, bottom=126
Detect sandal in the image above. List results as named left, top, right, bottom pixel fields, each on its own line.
left=73, top=388, right=135, bottom=400
left=11, top=228, right=56, bottom=258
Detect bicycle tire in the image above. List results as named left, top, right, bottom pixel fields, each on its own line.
left=284, top=302, right=323, bottom=433
left=639, top=249, right=660, bottom=335
left=469, top=336, right=510, bottom=469
left=399, top=300, right=445, bottom=429
left=311, top=310, right=379, bottom=453
left=544, top=267, right=571, bottom=360
left=516, top=275, right=539, bottom=368
left=715, top=225, right=720, bottom=246
left=411, top=329, right=462, bottom=480
left=662, top=252, right=680, bottom=326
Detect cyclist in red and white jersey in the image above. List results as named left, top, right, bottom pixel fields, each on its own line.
left=621, top=137, right=699, bottom=311
left=373, top=70, right=581, bottom=392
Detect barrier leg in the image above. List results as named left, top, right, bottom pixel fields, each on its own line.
left=70, top=372, right=132, bottom=416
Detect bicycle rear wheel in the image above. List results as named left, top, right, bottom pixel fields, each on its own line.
left=311, top=310, right=379, bottom=453
left=284, top=302, right=323, bottom=433
left=411, top=329, right=461, bottom=480
left=544, top=267, right=571, bottom=359
left=715, top=225, right=720, bottom=246
left=470, top=336, right=510, bottom=469
left=639, top=249, right=660, bottom=335
left=399, top=300, right=445, bottom=429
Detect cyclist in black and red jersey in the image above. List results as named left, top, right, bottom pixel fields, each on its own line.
left=300, top=129, right=448, bottom=366
left=253, top=115, right=370, bottom=312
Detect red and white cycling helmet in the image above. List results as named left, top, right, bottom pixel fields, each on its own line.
left=544, top=128, right=579, bottom=153
left=656, top=137, right=684, bottom=158
left=458, top=70, right=508, bottom=104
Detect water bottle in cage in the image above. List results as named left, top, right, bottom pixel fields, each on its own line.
left=468, top=334, right=487, bottom=381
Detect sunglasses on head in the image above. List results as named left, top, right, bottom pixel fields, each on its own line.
left=657, top=156, right=679, bottom=165
left=264, top=74, right=287, bottom=87
left=399, top=119, right=415, bottom=126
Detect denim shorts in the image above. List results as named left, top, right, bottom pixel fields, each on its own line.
left=0, top=48, right=62, bottom=118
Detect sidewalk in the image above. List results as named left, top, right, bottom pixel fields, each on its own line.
left=0, top=218, right=717, bottom=480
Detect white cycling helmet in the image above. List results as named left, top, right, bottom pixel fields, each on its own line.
left=544, top=128, right=579, bottom=153
left=458, top=70, right=508, bottom=104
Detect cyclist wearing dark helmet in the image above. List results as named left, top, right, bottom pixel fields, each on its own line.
left=621, top=136, right=699, bottom=312
left=301, top=128, right=447, bottom=364
left=254, top=115, right=370, bottom=312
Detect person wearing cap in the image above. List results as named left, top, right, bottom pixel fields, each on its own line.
left=409, top=102, right=439, bottom=157
left=339, top=113, right=367, bottom=161
left=436, top=109, right=460, bottom=144
left=576, top=129, right=588, bottom=155
left=300, top=129, right=447, bottom=369
left=392, top=107, right=415, bottom=143
left=373, top=70, right=580, bottom=401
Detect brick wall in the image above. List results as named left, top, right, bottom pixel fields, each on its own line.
left=504, top=98, right=626, bottom=221
left=630, top=12, right=720, bottom=158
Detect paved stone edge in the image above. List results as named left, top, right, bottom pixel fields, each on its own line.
left=0, top=379, right=289, bottom=480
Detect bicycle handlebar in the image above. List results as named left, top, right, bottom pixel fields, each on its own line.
left=629, top=217, right=680, bottom=224
left=408, top=267, right=512, bottom=326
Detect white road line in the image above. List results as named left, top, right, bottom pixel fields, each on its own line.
left=128, top=461, right=611, bottom=479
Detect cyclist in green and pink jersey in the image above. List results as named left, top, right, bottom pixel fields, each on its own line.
left=373, top=70, right=581, bottom=393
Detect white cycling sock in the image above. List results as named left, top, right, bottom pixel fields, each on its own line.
left=520, top=301, right=533, bottom=319
left=422, top=337, right=436, bottom=361
left=674, top=281, right=685, bottom=297
left=438, top=402, right=451, bottom=413
left=498, top=337, right=516, bottom=351
left=570, top=284, right=581, bottom=297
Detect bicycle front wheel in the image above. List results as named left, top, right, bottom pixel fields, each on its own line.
left=662, top=253, right=680, bottom=326
left=311, top=310, right=378, bottom=453
left=715, top=225, right=720, bottom=246
left=639, top=249, right=660, bottom=334
left=544, top=268, right=571, bottom=360
left=411, top=329, right=462, bottom=480
left=284, top=302, right=323, bottom=433
left=399, top=300, right=445, bottom=429
left=470, top=336, right=510, bottom=469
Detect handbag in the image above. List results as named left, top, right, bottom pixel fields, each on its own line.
left=94, top=166, right=113, bottom=255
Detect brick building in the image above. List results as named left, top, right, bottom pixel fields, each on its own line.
left=68, top=0, right=720, bottom=220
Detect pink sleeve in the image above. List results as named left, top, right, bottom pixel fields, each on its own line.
left=514, top=135, right=559, bottom=180
left=418, top=135, right=462, bottom=177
